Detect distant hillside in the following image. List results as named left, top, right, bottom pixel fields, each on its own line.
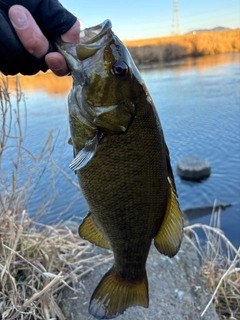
left=189, top=26, right=232, bottom=34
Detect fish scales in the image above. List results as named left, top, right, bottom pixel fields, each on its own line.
left=56, top=19, right=183, bottom=320
left=78, top=99, right=168, bottom=275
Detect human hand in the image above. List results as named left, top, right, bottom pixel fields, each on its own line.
left=0, top=0, right=80, bottom=76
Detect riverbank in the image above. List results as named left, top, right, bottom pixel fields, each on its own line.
left=59, top=237, right=219, bottom=320
left=1, top=51, right=240, bottom=320
left=1, top=208, right=239, bottom=319
left=124, top=29, right=240, bottom=65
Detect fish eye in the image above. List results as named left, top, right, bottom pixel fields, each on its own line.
left=111, top=61, right=128, bottom=77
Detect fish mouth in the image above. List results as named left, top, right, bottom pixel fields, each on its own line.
left=55, top=20, right=112, bottom=65
left=75, top=20, right=112, bottom=61
left=79, top=19, right=112, bottom=45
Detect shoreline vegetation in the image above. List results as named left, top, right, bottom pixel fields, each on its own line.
left=185, top=209, right=240, bottom=319
left=1, top=32, right=240, bottom=318
left=124, top=29, right=240, bottom=65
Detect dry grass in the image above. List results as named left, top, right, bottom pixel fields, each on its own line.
left=125, top=30, right=240, bottom=65
left=185, top=204, right=240, bottom=320
left=128, top=44, right=187, bottom=65
left=0, top=210, right=113, bottom=320
left=0, top=74, right=113, bottom=319
left=124, top=29, right=240, bottom=54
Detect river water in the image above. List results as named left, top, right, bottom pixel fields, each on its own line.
left=2, top=53, right=240, bottom=248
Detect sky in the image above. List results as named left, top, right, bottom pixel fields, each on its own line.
left=59, top=0, right=240, bottom=40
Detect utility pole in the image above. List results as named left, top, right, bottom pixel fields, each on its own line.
left=172, top=0, right=180, bottom=35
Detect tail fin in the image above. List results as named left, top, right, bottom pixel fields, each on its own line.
left=89, top=267, right=149, bottom=319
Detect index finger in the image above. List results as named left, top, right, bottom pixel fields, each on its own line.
left=8, top=5, right=49, bottom=58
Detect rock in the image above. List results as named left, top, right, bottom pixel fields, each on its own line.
left=177, top=156, right=211, bottom=181
left=59, top=238, right=219, bottom=320
left=184, top=204, right=232, bottom=220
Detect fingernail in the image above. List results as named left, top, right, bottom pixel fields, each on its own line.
left=48, top=59, right=62, bottom=71
left=10, top=8, right=28, bottom=29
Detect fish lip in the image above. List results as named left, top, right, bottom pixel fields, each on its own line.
left=55, top=20, right=112, bottom=73
left=55, top=19, right=112, bottom=51
left=79, top=19, right=112, bottom=44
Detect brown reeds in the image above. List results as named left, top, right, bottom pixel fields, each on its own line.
left=125, top=30, right=240, bottom=65
left=185, top=204, right=240, bottom=320
left=0, top=210, right=113, bottom=319
left=124, top=30, right=240, bottom=54
left=0, top=74, right=113, bottom=319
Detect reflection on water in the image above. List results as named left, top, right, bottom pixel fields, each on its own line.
left=7, top=70, right=72, bottom=94
left=169, top=53, right=240, bottom=74
left=6, top=53, right=240, bottom=94
left=2, top=53, right=240, bottom=247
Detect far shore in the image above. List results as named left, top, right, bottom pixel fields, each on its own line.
left=123, top=29, right=240, bottom=65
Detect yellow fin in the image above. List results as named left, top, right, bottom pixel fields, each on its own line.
left=89, top=268, right=149, bottom=319
left=154, top=179, right=183, bottom=257
left=79, top=212, right=110, bottom=249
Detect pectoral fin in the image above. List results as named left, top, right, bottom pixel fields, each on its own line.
left=154, top=178, right=183, bottom=257
left=69, top=133, right=99, bottom=171
left=79, top=212, right=110, bottom=249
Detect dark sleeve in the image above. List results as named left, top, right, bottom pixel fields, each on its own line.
left=0, top=0, right=77, bottom=75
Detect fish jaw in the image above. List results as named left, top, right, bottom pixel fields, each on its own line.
left=55, top=20, right=113, bottom=87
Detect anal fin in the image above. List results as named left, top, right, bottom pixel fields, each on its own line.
left=154, top=178, right=183, bottom=257
left=89, top=267, right=149, bottom=319
left=79, top=212, right=110, bottom=249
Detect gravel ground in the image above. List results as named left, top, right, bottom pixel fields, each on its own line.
left=59, top=235, right=219, bottom=320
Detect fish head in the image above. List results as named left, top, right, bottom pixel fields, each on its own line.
left=56, top=20, right=144, bottom=133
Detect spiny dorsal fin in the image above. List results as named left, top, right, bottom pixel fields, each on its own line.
left=79, top=212, right=110, bottom=249
left=154, top=178, right=183, bottom=257
left=89, top=268, right=149, bottom=319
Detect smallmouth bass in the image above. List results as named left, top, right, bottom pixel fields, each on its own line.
left=57, top=20, right=183, bottom=319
